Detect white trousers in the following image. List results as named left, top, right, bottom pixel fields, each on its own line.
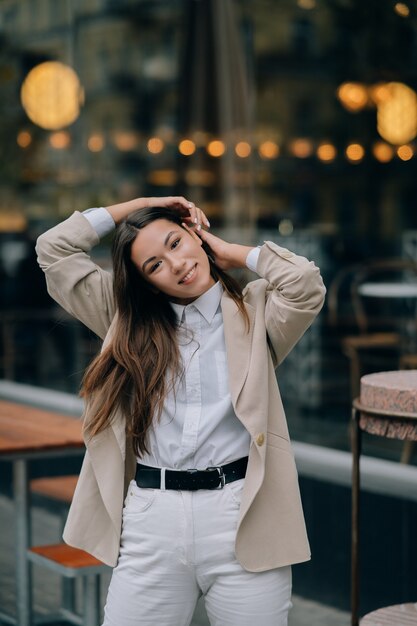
left=102, top=478, right=292, bottom=626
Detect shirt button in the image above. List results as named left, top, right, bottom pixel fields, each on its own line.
left=256, top=433, right=265, bottom=446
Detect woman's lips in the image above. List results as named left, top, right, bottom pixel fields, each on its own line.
left=179, top=264, right=197, bottom=285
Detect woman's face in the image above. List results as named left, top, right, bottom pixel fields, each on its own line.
left=130, top=219, right=215, bottom=304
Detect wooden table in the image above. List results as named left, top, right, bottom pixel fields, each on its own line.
left=358, top=282, right=417, bottom=299
left=351, top=371, right=417, bottom=626
left=0, top=400, right=84, bottom=626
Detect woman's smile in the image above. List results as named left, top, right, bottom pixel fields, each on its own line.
left=178, top=264, right=197, bottom=285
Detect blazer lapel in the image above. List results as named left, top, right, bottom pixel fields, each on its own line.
left=221, top=292, right=255, bottom=412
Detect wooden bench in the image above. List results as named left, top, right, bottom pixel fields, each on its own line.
left=30, top=475, right=79, bottom=504
left=28, top=544, right=108, bottom=626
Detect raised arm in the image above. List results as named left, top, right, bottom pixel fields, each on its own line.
left=256, top=241, right=326, bottom=367
left=36, top=211, right=116, bottom=339
left=36, top=196, right=204, bottom=339
left=198, top=228, right=326, bottom=367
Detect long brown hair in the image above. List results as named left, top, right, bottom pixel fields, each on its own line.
left=81, top=206, right=249, bottom=457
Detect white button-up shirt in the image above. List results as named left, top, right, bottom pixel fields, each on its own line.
left=83, top=207, right=260, bottom=470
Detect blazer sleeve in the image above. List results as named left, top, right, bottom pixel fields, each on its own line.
left=254, top=241, right=326, bottom=367
left=35, top=211, right=115, bottom=339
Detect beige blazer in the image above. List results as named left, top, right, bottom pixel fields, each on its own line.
left=36, top=211, right=326, bottom=572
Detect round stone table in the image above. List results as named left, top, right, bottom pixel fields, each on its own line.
left=351, top=370, right=417, bottom=626
left=360, top=602, right=417, bottom=624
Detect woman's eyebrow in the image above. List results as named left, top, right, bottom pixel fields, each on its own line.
left=141, top=230, right=179, bottom=272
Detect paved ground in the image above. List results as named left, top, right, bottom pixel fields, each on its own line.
left=0, top=493, right=350, bottom=625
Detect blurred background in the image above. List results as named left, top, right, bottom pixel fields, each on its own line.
left=1, top=0, right=417, bottom=619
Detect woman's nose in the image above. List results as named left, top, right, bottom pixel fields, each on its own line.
left=170, top=257, right=185, bottom=273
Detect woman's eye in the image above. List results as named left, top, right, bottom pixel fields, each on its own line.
left=150, top=261, right=161, bottom=273
left=171, top=238, right=181, bottom=249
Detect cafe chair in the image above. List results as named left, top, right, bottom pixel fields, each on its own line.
left=328, top=258, right=417, bottom=400
left=27, top=543, right=108, bottom=626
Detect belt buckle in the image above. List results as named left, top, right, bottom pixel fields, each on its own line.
left=206, top=466, right=226, bottom=489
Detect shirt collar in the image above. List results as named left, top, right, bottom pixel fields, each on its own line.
left=170, top=281, right=223, bottom=325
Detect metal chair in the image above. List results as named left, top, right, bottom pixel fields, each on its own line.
left=328, top=258, right=417, bottom=400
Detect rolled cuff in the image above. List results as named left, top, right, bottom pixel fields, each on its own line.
left=82, top=207, right=115, bottom=238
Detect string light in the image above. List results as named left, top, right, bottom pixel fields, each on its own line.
left=394, top=3, right=410, bottom=17
left=316, top=143, right=336, bottom=162
left=397, top=144, right=413, bottom=161
left=235, top=141, right=251, bottom=158
left=147, top=137, right=164, bottom=154
left=49, top=131, right=71, bottom=149
left=337, top=82, right=368, bottom=112
left=258, top=141, right=279, bottom=159
left=178, top=139, right=196, bottom=156
left=372, top=141, right=394, bottom=163
left=207, top=140, right=226, bottom=157
left=289, top=138, right=313, bottom=158
left=17, top=131, right=32, bottom=148
left=113, top=132, right=139, bottom=151
left=88, top=134, right=105, bottom=152
left=346, top=143, right=365, bottom=162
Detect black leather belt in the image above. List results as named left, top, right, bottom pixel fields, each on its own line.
left=135, top=456, right=248, bottom=491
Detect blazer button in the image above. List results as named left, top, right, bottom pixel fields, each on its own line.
left=256, top=433, right=265, bottom=446
left=280, top=250, right=294, bottom=259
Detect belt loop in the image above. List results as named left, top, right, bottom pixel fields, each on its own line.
left=160, top=467, right=166, bottom=491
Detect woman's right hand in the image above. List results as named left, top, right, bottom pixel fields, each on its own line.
left=106, top=196, right=210, bottom=229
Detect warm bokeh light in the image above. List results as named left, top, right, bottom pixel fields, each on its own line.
left=297, top=0, right=316, bottom=8
left=147, top=169, right=178, bottom=185
left=21, top=61, right=83, bottom=130
left=113, top=131, right=139, bottom=151
left=207, top=140, right=226, bottom=157
left=369, top=82, right=392, bottom=105
left=88, top=134, right=105, bottom=152
left=185, top=169, right=216, bottom=186
left=394, top=3, right=410, bottom=17
left=235, top=141, right=251, bottom=158
left=192, top=131, right=210, bottom=147
left=345, top=143, right=365, bottom=162
left=316, top=143, right=336, bottom=162
left=147, top=137, right=164, bottom=154
left=0, top=213, right=27, bottom=232
left=17, top=131, right=32, bottom=148
left=372, top=141, right=394, bottom=163
left=49, top=131, right=71, bottom=149
left=289, top=138, right=313, bottom=158
left=397, top=144, right=414, bottom=161
left=337, top=82, right=368, bottom=112
left=279, top=219, right=294, bottom=236
left=377, top=82, right=417, bottom=144
left=258, top=140, right=279, bottom=159
left=178, top=139, right=196, bottom=156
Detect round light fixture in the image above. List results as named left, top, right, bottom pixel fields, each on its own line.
left=377, top=82, right=417, bottom=145
left=21, top=61, right=83, bottom=130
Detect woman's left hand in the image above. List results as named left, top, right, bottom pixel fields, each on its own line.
left=195, top=228, right=255, bottom=271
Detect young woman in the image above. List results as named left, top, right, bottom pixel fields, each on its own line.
left=36, top=195, right=325, bottom=626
